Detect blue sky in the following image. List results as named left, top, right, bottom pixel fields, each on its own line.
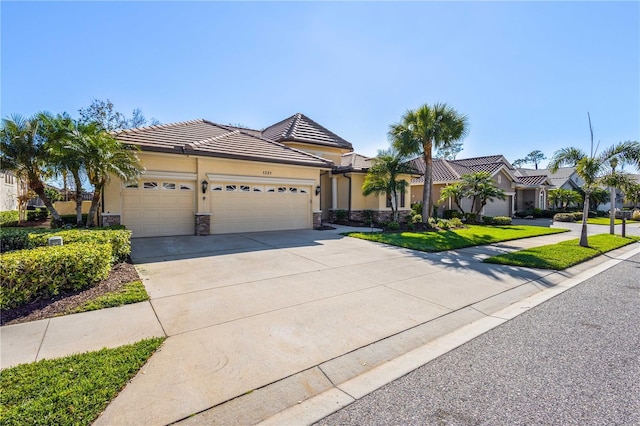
left=2, top=1, right=639, bottom=169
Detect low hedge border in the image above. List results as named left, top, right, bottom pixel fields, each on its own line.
left=0, top=242, right=112, bottom=310
left=0, top=228, right=132, bottom=262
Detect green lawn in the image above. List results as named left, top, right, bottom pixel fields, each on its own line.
left=348, top=225, right=568, bottom=252
left=586, top=217, right=639, bottom=225
left=0, top=338, right=164, bottom=426
left=484, top=234, right=640, bottom=270
left=71, top=281, right=149, bottom=314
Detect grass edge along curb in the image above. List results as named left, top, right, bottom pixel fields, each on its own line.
left=0, top=337, right=165, bottom=426
left=70, top=280, right=149, bottom=314
left=483, top=234, right=640, bottom=270
left=346, top=225, right=569, bottom=253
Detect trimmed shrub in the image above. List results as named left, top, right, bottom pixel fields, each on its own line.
left=553, top=213, right=575, bottom=222
left=493, top=216, right=512, bottom=225
left=387, top=221, right=400, bottom=230
left=335, top=210, right=347, bottom=221
left=27, top=229, right=132, bottom=262
left=436, top=219, right=452, bottom=229
left=448, top=218, right=464, bottom=228
left=0, top=210, right=19, bottom=227
left=572, top=212, right=583, bottom=221
left=362, top=210, right=374, bottom=225
left=632, top=210, right=640, bottom=221
left=26, top=208, right=48, bottom=221
left=0, top=242, right=112, bottom=310
left=443, top=209, right=461, bottom=219
left=482, top=216, right=494, bottom=225
left=0, top=228, right=34, bottom=252
left=404, top=214, right=413, bottom=224
left=54, top=214, right=90, bottom=228
left=464, top=212, right=478, bottom=223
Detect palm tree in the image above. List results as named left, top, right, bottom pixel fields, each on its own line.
left=549, top=130, right=640, bottom=245
left=623, top=182, right=640, bottom=208
left=76, top=126, right=143, bottom=226
left=0, top=113, right=64, bottom=226
left=461, top=172, right=507, bottom=215
left=41, top=113, right=87, bottom=226
left=390, top=103, right=468, bottom=221
left=362, top=149, right=414, bottom=222
left=438, top=182, right=467, bottom=214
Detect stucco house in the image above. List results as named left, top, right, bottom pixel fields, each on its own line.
left=410, top=155, right=553, bottom=217
left=0, top=170, right=28, bottom=212
left=103, top=113, right=412, bottom=237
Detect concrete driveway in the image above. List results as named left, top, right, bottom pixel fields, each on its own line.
left=96, top=226, right=573, bottom=425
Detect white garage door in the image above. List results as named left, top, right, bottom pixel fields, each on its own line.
left=123, top=180, right=195, bottom=237
left=483, top=196, right=511, bottom=217
left=210, top=182, right=311, bottom=234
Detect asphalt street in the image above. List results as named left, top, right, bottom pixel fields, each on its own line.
left=316, top=252, right=640, bottom=426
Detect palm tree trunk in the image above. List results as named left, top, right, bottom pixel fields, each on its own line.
left=72, top=171, right=83, bottom=226
left=422, top=141, right=433, bottom=221
left=580, top=193, right=590, bottom=247
left=28, top=174, right=63, bottom=226
left=391, top=190, right=398, bottom=222
left=609, top=186, right=615, bottom=235
left=87, top=186, right=102, bottom=227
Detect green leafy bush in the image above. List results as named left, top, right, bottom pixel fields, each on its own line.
left=572, top=212, right=583, bottom=221
left=449, top=218, right=464, bottom=228
left=553, top=213, right=575, bottom=222
left=482, top=216, right=494, bottom=225
left=412, top=214, right=423, bottom=223
left=0, top=243, right=112, bottom=310
left=26, top=208, right=48, bottom=221
left=0, top=228, right=35, bottom=251
left=633, top=210, right=640, bottom=221
left=27, top=229, right=132, bottom=262
left=0, top=210, right=19, bottom=227
left=411, top=202, right=423, bottom=216
left=362, top=210, right=374, bottom=225
left=464, top=212, right=478, bottom=223
left=493, top=216, right=512, bottom=225
left=443, top=209, right=461, bottom=219
left=335, top=209, right=347, bottom=221
left=387, top=221, right=400, bottom=230
left=404, top=214, right=413, bottom=224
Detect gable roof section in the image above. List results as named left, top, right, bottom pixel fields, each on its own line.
left=517, top=167, right=577, bottom=188
left=262, top=113, right=353, bottom=150
left=336, top=152, right=373, bottom=172
left=115, top=119, right=333, bottom=168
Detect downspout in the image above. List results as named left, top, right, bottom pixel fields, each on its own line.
left=320, top=171, right=329, bottom=220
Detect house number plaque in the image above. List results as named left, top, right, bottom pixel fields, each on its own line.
left=262, top=171, right=272, bottom=175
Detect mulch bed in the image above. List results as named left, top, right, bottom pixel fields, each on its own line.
left=0, top=261, right=141, bottom=326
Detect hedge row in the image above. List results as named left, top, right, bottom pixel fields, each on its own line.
left=553, top=212, right=584, bottom=222
left=0, top=243, right=112, bottom=310
left=482, top=216, right=513, bottom=225
left=0, top=228, right=132, bottom=262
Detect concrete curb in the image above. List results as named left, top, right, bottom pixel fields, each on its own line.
left=256, top=244, right=640, bottom=425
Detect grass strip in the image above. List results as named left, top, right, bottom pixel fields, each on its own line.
left=71, top=281, right=149, bottom=314
left=586, top=217, right=639, bottom=225
left=348, top=225, right=568, bottom=252
left=0, top=337, right=164, bottom=426
left=484, top=234, right=640, bottom=270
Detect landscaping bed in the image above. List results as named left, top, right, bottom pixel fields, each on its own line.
left=1, top=261, right=141, bottom=326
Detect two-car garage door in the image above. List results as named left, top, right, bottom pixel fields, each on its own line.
left=122, top=177, right=313, bottom=237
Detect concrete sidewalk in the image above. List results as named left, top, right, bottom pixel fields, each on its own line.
left=1, top=225, right=638, bottom=426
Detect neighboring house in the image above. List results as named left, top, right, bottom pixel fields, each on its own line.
left=104, top=113, right=411, bottom=237
left=0, top=170, right=27, bottom=211
left=410, top=155, right=552, bottom=217
left=519, top=167, right=584, bottom=191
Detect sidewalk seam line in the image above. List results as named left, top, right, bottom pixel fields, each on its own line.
left=34, top=318, right=51, bottom=362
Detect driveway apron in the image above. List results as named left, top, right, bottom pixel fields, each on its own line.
left=96, top=228, right=558, bottom=425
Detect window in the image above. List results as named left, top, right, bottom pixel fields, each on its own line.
left=289, top=187, right=298, bottom=193
left=125, top=182, right=139, bottom=189
left=497, top=175, right=502, bottom=184
left=277, top=187, right=287, bottom=193
left=266, top=186, right=275, bottom=193
left=240, top=185, right=250, bottom=192
left=211, top=184, right=223, bottom=192
left=386, top=191, right=406, bottom=208
left=225, top=185, right=237, bottom=192
left=179, top=183, right=193, bottom=191
left=253, top=186, right=264, bottom=192
left=300, top=188, right=308, bottom=194
left=143, top=182, right=158, bottom=190
left=162, top=182, right=176, bottom=190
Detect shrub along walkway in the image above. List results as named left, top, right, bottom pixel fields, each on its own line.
left=1, top=225, right=639, bottom=425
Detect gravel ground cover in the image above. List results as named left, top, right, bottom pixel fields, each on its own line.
left=317, top=253, right=640, bottom=426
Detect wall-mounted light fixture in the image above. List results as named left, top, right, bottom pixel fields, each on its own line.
left=315, top=185, right=321, bottom=196
left=201, top=180, right=208, bottom=194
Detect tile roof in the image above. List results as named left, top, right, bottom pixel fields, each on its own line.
left=115, top=119, right=333, bottom=168
left=262, top=113, right=353, bottom=150
left=518, top=175, right=551, bottom=186
left=338, top=152, right=372, bottom=172
left=517, top=167, right=576, bottom=188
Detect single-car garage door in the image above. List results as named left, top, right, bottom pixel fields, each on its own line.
left=210, top=182, right=311, bottom=234
left=123, top=180, right=195, bottom=237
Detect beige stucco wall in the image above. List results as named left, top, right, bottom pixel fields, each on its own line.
left=0, top=176, right=19, bottom=211
left=280, top=142, right=350, bottom=165
left=54, top=200, right=92, bottom=215
left=104, top=151, right=326, bottom=215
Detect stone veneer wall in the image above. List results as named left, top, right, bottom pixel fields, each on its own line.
left=101, top=213, right=121, bottom=227
left=195, top=214, right=211, bottom=236
left=313, top=211, right=322, bottom=228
